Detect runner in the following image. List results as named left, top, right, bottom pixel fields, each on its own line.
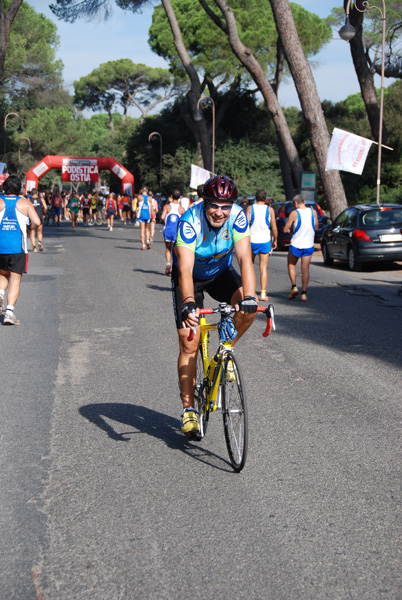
left=246, top=190, right=278, bottom=301
left=53, top=192, right=63, bottom=227
left=161, top=189, right=185, bottom=275
left=0, top=176, right=41, bottom=325
left=171, top=175, right=258, bottom=435
left=28, top=189, right=47, bottom=252
left=283, top=194, right=318, bottom=302
left=81, top=194, right=91, bottom=227
left=122, top=194, right=131, bottom=225
left=106, top=193, right=117, bottom=231
left=149, top=191, right=159, bottom=242
left=137, top=187, right=152, bottom=250
left=68, top=193, right=80, bottom=231
left=90, top=193, right=97, bottom=225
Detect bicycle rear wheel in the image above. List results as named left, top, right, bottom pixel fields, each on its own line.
left=222, top=351, right=248, bottom=472
left=194, top=345, right=209, bottom=438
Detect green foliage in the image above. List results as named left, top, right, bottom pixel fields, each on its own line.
left=2, top=0, right=66, bottom=108
left=149, top=0, right=331, bottom=85
left=73, top=59, right=176, bottom=121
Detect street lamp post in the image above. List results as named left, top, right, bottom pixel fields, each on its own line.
left=147, top=131, right=163, bottom=195
left=18, top=136, right=32, bottom=175
left=339, top=0, right=386, bottom=207
left=3, top=112, right=23, bottom=166
left=194, top=97, right=215, bottom=174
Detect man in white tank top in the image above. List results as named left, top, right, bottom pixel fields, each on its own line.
left=246, top=190, right=277, bottom=301
left=283, top=194, right=318, bottom=302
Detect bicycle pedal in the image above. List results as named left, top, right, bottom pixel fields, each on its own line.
left=186, top=431, right=201, bottom=441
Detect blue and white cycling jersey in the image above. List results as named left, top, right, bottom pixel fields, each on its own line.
left=174, top=202, right=249, bottom=279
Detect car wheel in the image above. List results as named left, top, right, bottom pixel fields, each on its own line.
left=348, top=246, right=361, bottom=271
left=322, top=242, right=334, bottom=266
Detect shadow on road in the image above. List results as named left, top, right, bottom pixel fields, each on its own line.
left=79, top=403, right=233, bottom=472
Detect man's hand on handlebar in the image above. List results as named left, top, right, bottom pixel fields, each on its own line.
left=236, top=296, right=259, bottom=314
left=181, top=302, right=200, bottom=328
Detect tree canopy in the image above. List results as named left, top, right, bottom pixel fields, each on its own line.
left=74, top=59, right=178, bottom=129
left=2, top=0, right=65, bottom=108
left=149, top=0, right=332, bottom=89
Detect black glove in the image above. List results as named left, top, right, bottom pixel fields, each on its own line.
left=181, top=301, right=197, bottom=322
left=239, top=296, right=258, bottom=313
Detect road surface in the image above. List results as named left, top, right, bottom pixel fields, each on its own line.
left=1, top=221, right=401, bottom=599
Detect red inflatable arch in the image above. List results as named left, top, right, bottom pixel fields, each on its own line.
left=24, top=155, right=134, bottom=197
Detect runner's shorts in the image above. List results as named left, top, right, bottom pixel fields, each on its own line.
left=251, top=240, right=271, bottom=255
left=0, top=252, right=28, bottom=274
left=289, top=245, right=315, bottom=258
left=171, top=264, right=242, bottom=329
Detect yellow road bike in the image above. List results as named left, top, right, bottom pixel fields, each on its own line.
left=189, top=302, right=275, bottom=472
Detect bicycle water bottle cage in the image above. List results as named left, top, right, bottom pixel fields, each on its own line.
left=218, top=316, right=238, bottom=341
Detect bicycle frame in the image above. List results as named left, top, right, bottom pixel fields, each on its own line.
left=196, top=304, right=275, bottom=410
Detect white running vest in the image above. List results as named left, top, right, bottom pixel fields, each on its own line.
left=250, top=204, right=270, bottom=244
left=290, top=208, right=315, bottom=249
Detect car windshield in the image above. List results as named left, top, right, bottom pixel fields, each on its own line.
left=361, top=208, right=402, bottom=227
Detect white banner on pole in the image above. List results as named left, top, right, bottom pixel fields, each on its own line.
left=325, top=128, right=373, bottom=175
left=190, top=164, right=212, bottom=189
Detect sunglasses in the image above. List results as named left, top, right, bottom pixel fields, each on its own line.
left=206, top=201, right=232, bottom=212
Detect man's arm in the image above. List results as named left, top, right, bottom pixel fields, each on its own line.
left=269, top=206, right=278, bottom=249
left=313, top=209, right=319, bottom=230
left=234, top=236, right=256, bottom=299
left=161, top=203, right=170, bottom=223
left=176, top=245, right=198, bottom=327
left=283, top=211, right=297, bottom=234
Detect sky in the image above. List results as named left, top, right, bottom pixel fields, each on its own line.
left=30, top=0, right=390, bottom=113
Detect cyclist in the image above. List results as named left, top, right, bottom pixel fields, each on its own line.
left=171, top=175, right=258, bottom=436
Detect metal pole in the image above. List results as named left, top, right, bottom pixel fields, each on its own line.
left=376, top=7, right=386, bottom=206
left=211, top=100, right=215, bottom=175
left=159, top=135, right=163, bottom=196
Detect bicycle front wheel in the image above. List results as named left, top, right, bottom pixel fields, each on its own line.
left=194, top=345, right=209, bottom=438
left=222, top=351, right=248, bottom=472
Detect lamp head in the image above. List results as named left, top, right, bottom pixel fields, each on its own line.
left=17, top=124, right=23, bottom=134
left=194, top=110, right=202, bottom=122
left=339, top=17, right=356, bottom=41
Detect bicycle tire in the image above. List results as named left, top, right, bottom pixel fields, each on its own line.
left=222, top=351, right=248, bottom=472
left=194, top=345, right=209, bottom=438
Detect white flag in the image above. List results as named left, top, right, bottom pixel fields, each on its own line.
left=190, top=164, right=212, bottom=189
left=0, top=162, right=6, bottom=175
left=325, top=128, right=373, bottom=175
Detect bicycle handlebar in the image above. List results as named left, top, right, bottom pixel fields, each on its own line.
left=186, top=304, right=275, bottom=342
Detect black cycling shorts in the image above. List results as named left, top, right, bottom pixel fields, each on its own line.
left=0, top=252, right=28, bottom=274
left=171, top=263, right=242, bottom=329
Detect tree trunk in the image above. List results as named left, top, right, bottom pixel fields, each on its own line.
left=0, top=0, right=23, bottom=80
left=204, top=0, right=303, bottom=190
left=273, top=38, right=296, bottom=201
left=347, top=0, right=389, bottom=143
left=270, top=0, right=348, bottom=219
left=161, top=0, right=212, bottom=170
